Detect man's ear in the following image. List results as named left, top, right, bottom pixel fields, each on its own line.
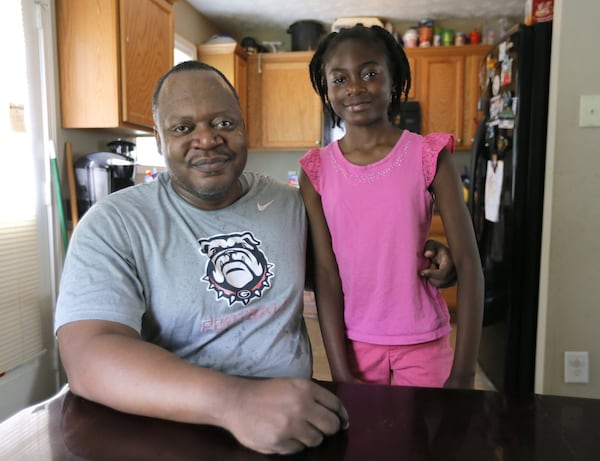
left=154, top=128, right=163, bottom=156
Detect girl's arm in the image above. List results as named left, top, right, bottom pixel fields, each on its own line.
left=299, top=170, right=355, bottom=382
left=431, top=149, right=484, bottom=389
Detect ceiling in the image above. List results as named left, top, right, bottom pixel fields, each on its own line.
left=186, top=0, right=526, bottom=37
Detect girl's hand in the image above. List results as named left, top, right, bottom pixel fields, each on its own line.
left=443, top=372, right=475, bottom=390
left=331, top=368, right=360, bottom=383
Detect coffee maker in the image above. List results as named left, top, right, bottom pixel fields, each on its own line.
left=75, top=140, right=136, bottom=216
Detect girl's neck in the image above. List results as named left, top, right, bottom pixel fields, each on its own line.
left=338, top=123, right=403, bottom=166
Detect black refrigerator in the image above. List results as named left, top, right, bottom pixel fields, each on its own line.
left=468, top=22, right=552, bottom=395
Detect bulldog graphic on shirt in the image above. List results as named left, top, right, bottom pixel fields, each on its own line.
left=198, top=232, right=274, bottom=306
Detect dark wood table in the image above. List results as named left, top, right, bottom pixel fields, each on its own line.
left=1, top=381, right=599, bottom=460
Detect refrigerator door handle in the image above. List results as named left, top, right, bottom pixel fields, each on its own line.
left=468, top=119, right=487, bottom=217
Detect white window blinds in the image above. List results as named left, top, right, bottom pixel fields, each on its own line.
left=0, top=221, right=44, bottom=374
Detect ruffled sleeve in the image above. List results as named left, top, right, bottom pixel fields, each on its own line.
left=298, top=148, right=322, bottom=194
left=422, top=133, right=455, bottom=187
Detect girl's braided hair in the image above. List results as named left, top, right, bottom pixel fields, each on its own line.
left=309, top=24, right=412, bottom=128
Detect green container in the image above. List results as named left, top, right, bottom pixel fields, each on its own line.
left=441, top=28, right=455, bottom=46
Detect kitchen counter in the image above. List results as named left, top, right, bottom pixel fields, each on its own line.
left=2, top=382, right=599, bottom=460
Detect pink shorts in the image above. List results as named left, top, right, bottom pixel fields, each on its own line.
left=346, top=335, right=453, bottom=387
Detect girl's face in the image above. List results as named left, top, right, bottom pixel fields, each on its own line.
left=323, top=39, right=394, bottom=127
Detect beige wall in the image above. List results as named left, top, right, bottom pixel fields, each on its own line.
left=173, top=0, right=219, bottom=45
left=535, top=0, right=600, bottom=398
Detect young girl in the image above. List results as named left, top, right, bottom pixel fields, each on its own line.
left=299, top=25, right=484, bottom=389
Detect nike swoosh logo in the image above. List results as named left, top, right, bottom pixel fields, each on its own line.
left=257, top=200, right=274, bottom=211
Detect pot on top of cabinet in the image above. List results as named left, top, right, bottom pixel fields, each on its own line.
left=287, top=20, right=325, bottom=51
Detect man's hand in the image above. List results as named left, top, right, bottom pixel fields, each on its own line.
left=420, top=239, right=457, bottom=289
left=224, top=378, right=349, bottom=455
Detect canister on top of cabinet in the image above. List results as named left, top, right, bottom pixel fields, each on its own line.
left=469, top=29, right=482, bottom=44
left=331, top=17, right=384, bottom=32
left=441, top=29, right=455, bottom=46
left=418, top=18, right=434, bottom=47
left=403, top=28, right=418, bottom=48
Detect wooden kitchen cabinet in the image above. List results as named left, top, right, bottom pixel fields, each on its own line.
left=243, top=45, right=488, bottom=151
left=406, top=55, right=417, bottom=100
left=197, top=42, right=248, bottom=122
left=247, top=52, right=322, bottom=150
left=429, top=213, right=457, bottom=311
left=56, top=0, right=175, bottom=133
left=407, top=45, right=489, bottom=150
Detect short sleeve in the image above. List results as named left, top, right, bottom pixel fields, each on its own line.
left=54, top=202, right=145, bottom=335
left=298, top=148, right=322, bottom=194
left=422, top=133, right=455, bottom=187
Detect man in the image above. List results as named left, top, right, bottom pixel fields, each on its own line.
left=55, top=61, right=455, bottom=455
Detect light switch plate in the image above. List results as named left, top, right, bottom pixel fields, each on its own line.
left=579, top=95, right=600, bottom=127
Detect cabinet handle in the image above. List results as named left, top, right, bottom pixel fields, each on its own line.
left=315, top=140, right=320, bottom=145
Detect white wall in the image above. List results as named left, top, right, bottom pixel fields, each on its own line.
left=535, top=0, right=600, bottom=398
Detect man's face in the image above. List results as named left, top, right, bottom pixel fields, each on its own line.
left=154, top=70, right=247, bottom=210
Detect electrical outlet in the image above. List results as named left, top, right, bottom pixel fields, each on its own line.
left=579, top=95, right=600, bottom=127
left=564, top=351, right=589, bottom=384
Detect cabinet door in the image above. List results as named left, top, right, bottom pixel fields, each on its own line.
left=418, top=54, right=465, bottom=146
left=57, top=0, right=173, bottom=132
left=198, top=44, right=248, bottom=122
left=57, top=0, right=121, bottom=128
left=248, top=52, right=322, bottom=150
left=234, top=51, right=248, bottom=122
left=121, top=0, right=173, bottom=128
left=406, top=55, right=417, bottom=100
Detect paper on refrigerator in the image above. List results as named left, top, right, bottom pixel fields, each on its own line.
left=485, top=160, right=504, bottom=222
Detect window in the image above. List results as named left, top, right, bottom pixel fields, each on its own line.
left=174, top=33, right=198, bottom=65
left=136, top=34, right=198, bottom=167
left=0, top=1, right=46, bottom=377
left=135, top=135, right=164, bottom=168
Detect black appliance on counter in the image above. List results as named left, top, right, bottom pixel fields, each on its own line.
left=75, top=140, right=136, bottom=216
left=394, top=100, right=421, bottom=134
left=468, top=22, right=552, bottom=395
left=323, top=101, right=422, bottom=145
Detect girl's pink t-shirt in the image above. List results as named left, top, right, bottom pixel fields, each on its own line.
left=299, top=131, right=454, bottom=345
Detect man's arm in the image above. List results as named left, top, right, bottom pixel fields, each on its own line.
left=57, top=320, right=348, bottom=455
left=420, top=239, right=458, bottom=288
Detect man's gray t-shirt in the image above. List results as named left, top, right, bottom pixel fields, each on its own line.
left=55, top=171, right=312, bottom=378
